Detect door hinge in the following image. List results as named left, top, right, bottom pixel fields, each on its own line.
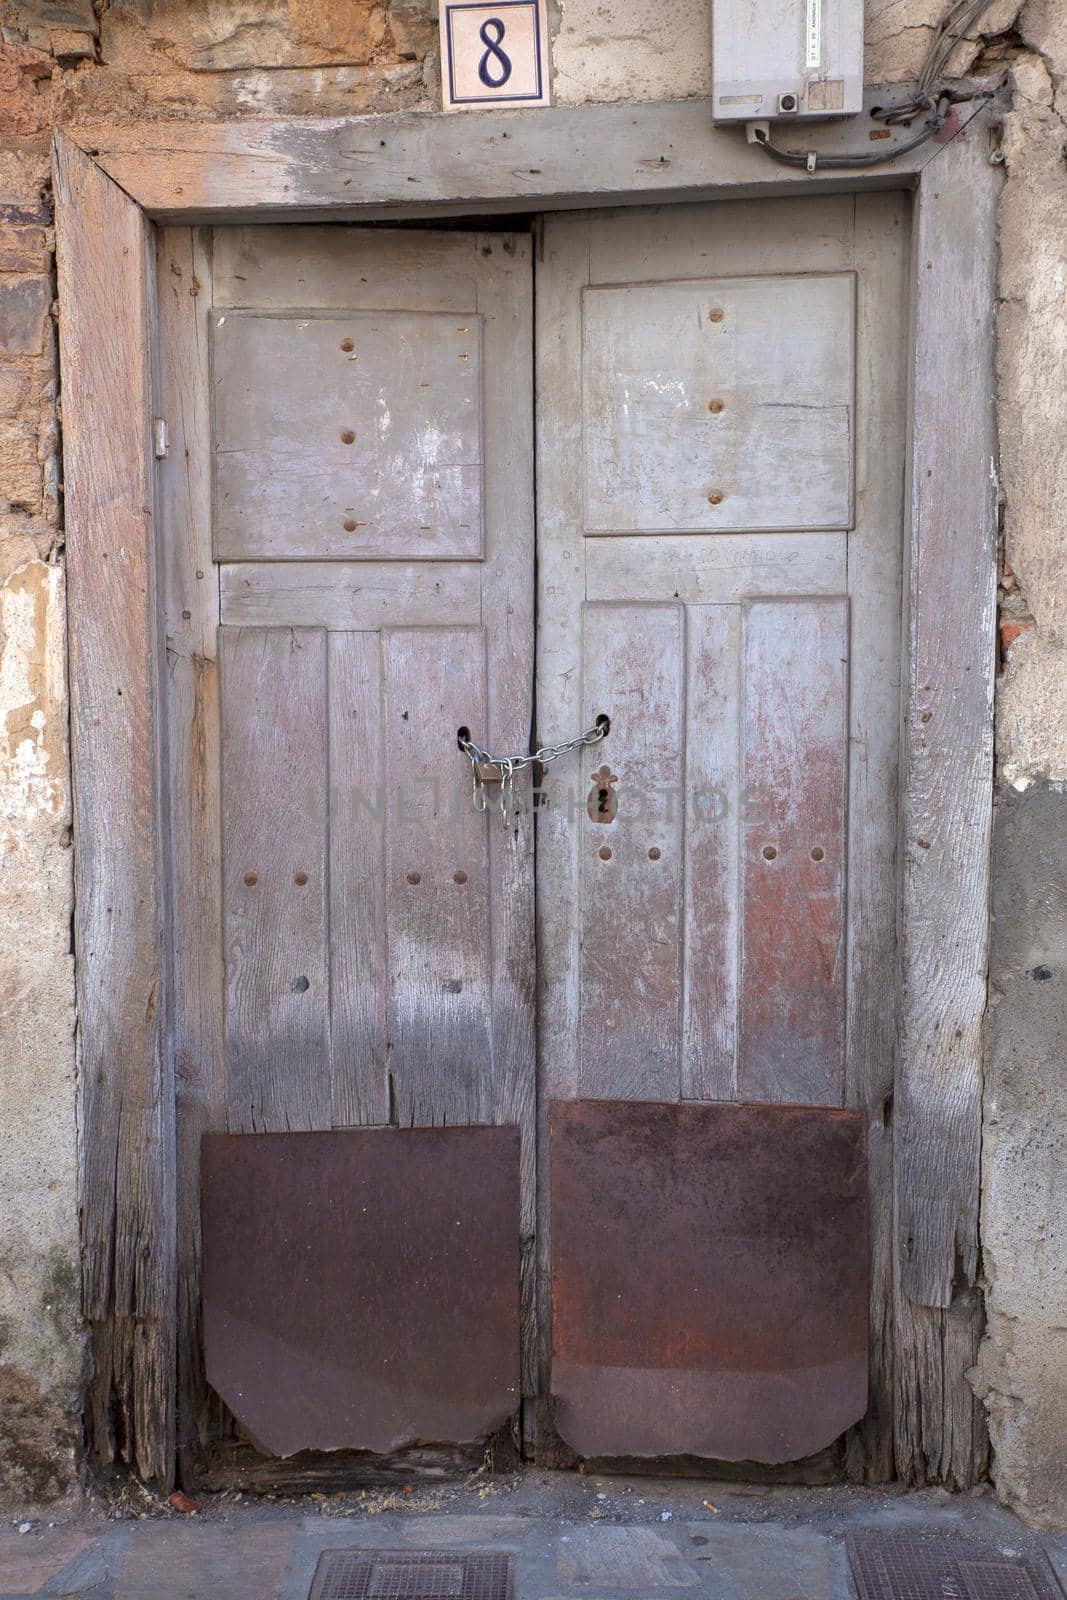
left=152, top=418, right=169, bottom=459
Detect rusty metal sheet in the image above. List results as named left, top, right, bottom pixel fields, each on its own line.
left=201, top=1126, right=519, bottom=1457
left=550, top=1099, right=867, bottom=1463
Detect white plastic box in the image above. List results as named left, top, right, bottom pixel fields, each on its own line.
left=711, top=0, right=864, bottom=121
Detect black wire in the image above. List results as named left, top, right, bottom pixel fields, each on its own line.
left=750, top=105, right=948, bottom=168
left=746, top=0, right=999, bottom=172
left=749, top=87, right=996, bottom=170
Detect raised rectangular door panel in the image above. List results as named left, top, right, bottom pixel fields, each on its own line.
left=162, top=227, right=534, bottom=1468
left=582, top=273, right=855, bottom=534
left=212, top=309, right=484, bottom=562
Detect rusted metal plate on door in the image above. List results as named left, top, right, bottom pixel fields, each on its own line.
left=202, top=1127, right=519, bottom=1457
left=550, top=1099, right=867, bottom=1462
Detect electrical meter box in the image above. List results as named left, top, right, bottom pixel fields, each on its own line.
left=711, top=0, right=864, bottom=121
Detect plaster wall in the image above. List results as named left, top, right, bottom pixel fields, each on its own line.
left=0, top=0, right=1063, bottom=1523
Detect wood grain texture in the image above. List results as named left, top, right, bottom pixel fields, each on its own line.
left=843, top=191, right=910, bottom=1484
left=682, top=605, right=740, bottom=1101
left=582, top=274, right=855, bottom=534
left=475, top=236, right=538, bottom=1398
left=72, top=96, right=936, bottom=222
left=220, top=627, right=331, bottom=1133
left=212, top=310, right=484, bottom=561
left=579, top=603, right=686, bottom=1101
left=328, top=631, right=390, bottom=1127
left=382, top=627, right=493, bottom=1126
left=155, top=226, right=227, bottom=1479
left=586, top=532, right=846, bottom=604
left=894, top=118, right=999, bottom=1487
left=212, top=226, right=479, bottom=310
left=53, top=132, right=175, bottom=1486
left=739, top=597, right=849, bottom=1105
left=219, top=560, right=481, bottom=629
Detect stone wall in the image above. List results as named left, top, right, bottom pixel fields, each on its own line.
left=0, top=0, right=1064, bottom=1524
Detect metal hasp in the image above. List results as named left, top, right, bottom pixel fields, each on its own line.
left=847, top=1535, right=1065, bottom=1600
left=201, top=1126, right=520, bottom=1457
left=550, top=1099, right=868, bottom=1462
left=309, top=1550, right=514, bottom=1600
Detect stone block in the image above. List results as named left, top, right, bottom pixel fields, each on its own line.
left=0, top=276, right=50, bottom=355
left=0, top=225, right=47, bottom=272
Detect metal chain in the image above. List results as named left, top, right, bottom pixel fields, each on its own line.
left=459, top=717, right=608, bottom=831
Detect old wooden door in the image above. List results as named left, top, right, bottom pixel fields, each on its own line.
left=157, top=225, right=537, bottom=1480
left=536, top=194, right=909, bottom=1473
left=159, top=195, right=908, bottom=1483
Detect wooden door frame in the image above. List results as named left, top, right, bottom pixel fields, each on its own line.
left=54, top=92, right=1000, bottom=1491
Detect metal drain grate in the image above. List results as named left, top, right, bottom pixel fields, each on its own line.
left=308, top=1550, right=513, bottom=1600
left=847, top=1533, right=1065, bottom=1600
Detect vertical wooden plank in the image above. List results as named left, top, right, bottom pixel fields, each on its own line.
left=895, top=123, right=1000, bottom=1488
left=739, top=596, right=849, bottom=1105
left=844, top=191, right=910, bottom=1484
left=682, top=605, right=740, bottom=1101
left=53, top=133, right=175, bottom=1488
left=382, top=627, right=493, bottom=1126
left=579, top=602, right=685, bottom=1101
left=476, top=237, right=538, bottom=1400
left=328, top=632, right=389, bottom=1127
left=536, top=215, right=590, bottom=1109
left=220, top=627, right=330, bottom=1134
left=156, top=225, right=226, bottom=1480
left=534, top=214, right=590, bottom=1449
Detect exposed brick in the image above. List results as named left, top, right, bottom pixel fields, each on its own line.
left=1001, top=617, right=1036, bottom=654
left=0, top=224, right=48, bottom=272
left=0, top=275, right=50, bottom=354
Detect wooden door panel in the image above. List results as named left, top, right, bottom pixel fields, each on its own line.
left=328, top=629, right=389, bottom=1128
left=682, top=602, right=741, bottom=1102
left=582, top=274, right=855, bottom=534
left=212, top=309, right=484, bottom=562
left=739, top=596, right=849, bottom=1104
left=219, top=559, right=481, bottom=629
left=578, top=602, right=686, bottom=1101
left=221, top=626, right=331, bottom=1134
left=585, top=530, right=846, bottom=604
left=382, top=626, right=494, bottom=1125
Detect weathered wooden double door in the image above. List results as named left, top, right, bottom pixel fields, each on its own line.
left=158, top=193, right=908, bottom=1481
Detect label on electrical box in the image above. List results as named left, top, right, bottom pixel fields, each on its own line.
left=805, top=0, right=822, bottom=70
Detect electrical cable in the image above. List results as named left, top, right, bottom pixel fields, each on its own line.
left=746, top=0, right=1001, bottom=171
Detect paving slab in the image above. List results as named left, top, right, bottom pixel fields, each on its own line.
left=116, top=1523, right=296, bottom=1600
left=0, top=1529, right=99, bottom=1596
left=556, top=1525, right=701, bottom=1588
left=3, top=1473, right=1060, bottom=1600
